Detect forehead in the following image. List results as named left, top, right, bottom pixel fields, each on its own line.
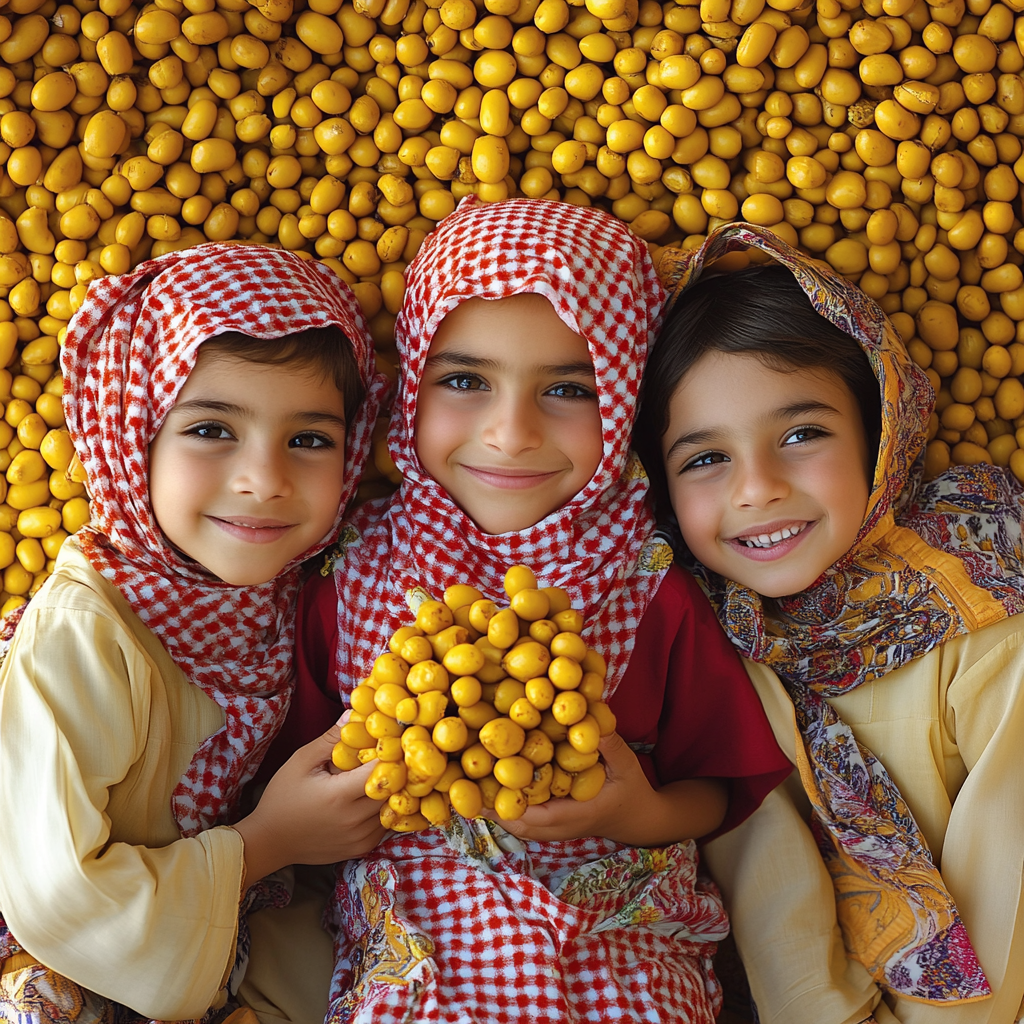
left=670, top=351, right=862, bottom=422
left=176, top=347, right=347, bottom=406
left=429, top=294, right=593, bottom=364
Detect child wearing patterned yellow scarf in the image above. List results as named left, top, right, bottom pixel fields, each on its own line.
left=635, top=223, right=1024, bottom=1024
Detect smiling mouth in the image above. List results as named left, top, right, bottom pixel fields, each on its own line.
left=737, top=523, right=808, bottom=549
left=462, top=466, right=561, bottom=489
left=209, top=516, right=295, bottom=543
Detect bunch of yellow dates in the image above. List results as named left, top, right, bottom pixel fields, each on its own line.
left=331, top=563, right=616, bottom=832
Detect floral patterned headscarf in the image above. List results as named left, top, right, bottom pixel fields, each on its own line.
left=329, top=197, right=673, bottom=701
left=658, top=223, right=1024, bottom=1005
left=61, top=242, right=389, bottom=836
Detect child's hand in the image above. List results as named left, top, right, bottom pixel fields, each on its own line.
left=484, top=732, right=654, bottom=844
left=231, top=719, right=388, bottom=885
left=485, top=732, right=728, bottom=848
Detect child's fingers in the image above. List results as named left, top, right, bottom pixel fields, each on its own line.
left=337, top=757, right=378, bottom=787
left=291, top=725, right=345, bottom=768
left=483, top=795, right=595, bottom=842
left=596, top=732, right=636, bottom=776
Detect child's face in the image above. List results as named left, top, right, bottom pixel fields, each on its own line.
left=415, top=293, right=603, bottom=534
left=661, top=351, right=872, bottom=598
left=149, top=347, right=349, bottom=585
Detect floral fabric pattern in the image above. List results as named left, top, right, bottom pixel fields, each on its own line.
left=326, top=827, right=727, bottom=1024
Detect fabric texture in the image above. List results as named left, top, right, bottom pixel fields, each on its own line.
left=0, top=544, right=244, bottom=1018
left=705, top=629, right=1024, bottom=1024
left=318, top=197, right=743, bottom=1022
left=59, top=242, right=388, bottom=837
left=656, top=223, right=1024, bottom=1004
left=328, top=828, right=728, bottom=1024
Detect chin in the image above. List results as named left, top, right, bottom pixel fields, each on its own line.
left=752, top=572, right=823, bottom=600
left=208, top=564, right=283, bottom=587
left=456, top=503, right=540, bottom=536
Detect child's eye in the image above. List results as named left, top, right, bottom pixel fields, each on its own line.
left=438, top=373, right=488, bottom=391
left=681, top=450, right=728, bottom=471
left=187, top=422, right=234, bottom=441
left=545, top=382, right=595, bottom=400
left=289, top=432, right=336, bottom=450
left=783, top=425, right=828, bottom=445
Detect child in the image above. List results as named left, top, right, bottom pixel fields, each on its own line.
left=295, top=197, right=792, bottom=1023
left=635, top=222, right=1024, bottom=1024
left=0, top=243, right=391, bottom=1024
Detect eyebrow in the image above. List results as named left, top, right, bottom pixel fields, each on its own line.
left=426, top=351, right=595, bottom=376
left=664, top=400, right=842, bottom=460
left=170, top=399, right=346, bottom=429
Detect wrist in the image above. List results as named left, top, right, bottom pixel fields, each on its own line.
left=231, top=811, right=285, bottom=886
left=603, top=782, right=665, bottom=847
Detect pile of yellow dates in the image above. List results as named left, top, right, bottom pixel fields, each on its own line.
left=5, top=0, right=1024, bottom=614
left=331, top=564, right=616, bottom=832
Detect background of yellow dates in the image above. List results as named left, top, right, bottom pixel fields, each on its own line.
left=1, top=0, right=1024, bottom=616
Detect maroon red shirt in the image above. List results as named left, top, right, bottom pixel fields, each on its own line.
left=271, top=563, right=791, bottom=841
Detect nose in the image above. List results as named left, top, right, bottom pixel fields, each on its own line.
left=480, top=391, right=542, bottom=458
left=231, top=443, right=293, bottom=502
left=731, top=453, right=790, bottom=510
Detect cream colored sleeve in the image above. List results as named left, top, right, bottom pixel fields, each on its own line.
left=702, top=660, right=887, bottom=1024
left=898, top=623, right=1024, bottom=1024
left=0, top=597, right=245, bottom=1021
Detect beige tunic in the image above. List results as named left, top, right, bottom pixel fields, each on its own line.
left=704, top=614, right=1024, bottom=1024
left=0, top=543, right=245, bottom=1021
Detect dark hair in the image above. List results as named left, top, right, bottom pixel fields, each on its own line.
left=202, top=326, right=365, bottom=426
left=634, top=264, right=882, bottom=524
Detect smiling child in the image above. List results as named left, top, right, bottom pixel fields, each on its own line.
left=636, top=223, right=1024, bottom=1024
left=0, top=244, right=390, bottom=1024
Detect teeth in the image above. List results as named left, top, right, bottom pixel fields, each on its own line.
left=741, top=524, right=805, bottom=548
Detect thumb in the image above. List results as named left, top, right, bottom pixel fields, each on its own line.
left=292, top=717, right=346, bottom=768
left=597, top=731, right=634, bottom=771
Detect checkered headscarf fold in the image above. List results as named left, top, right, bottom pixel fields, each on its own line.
left=62, top=243, right=389, bottom=835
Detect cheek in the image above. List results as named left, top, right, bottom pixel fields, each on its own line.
left=836, top=473, right=870, bottom=547
left=568, top=407, right=603, bottom=478
left=577, top=428, right=603, bottom=479
left=147, top=446, right=180, bottom=526
left=308, top=461, right=348, bottom=526
left=668, top=479, right=718, bottom=551
left=414, top=398, right=460, bottom=475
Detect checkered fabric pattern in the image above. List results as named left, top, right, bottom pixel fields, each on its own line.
left=337, top=198, right=669, bottom=698
left=60, top=243, right=389, bottom=836
left=326, top=831, right=727, bottom=1023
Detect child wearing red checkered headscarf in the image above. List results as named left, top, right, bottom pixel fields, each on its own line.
left=295, top=199, right=791, bottom=1023
left=0, top=244, right=390, bottom=1024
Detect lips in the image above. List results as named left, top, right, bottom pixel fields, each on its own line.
left=208, top=515, right=295, bottom=544
left=726, top=520, right=815, bottom=562
left=736, top=522, right=807, bottom=549
left=461, top=466, right=562, bottom=490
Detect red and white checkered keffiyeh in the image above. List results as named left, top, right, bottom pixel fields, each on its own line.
left=335, top=198, right=669, bottom=694
left=60, top=242, right=389, bottom=836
